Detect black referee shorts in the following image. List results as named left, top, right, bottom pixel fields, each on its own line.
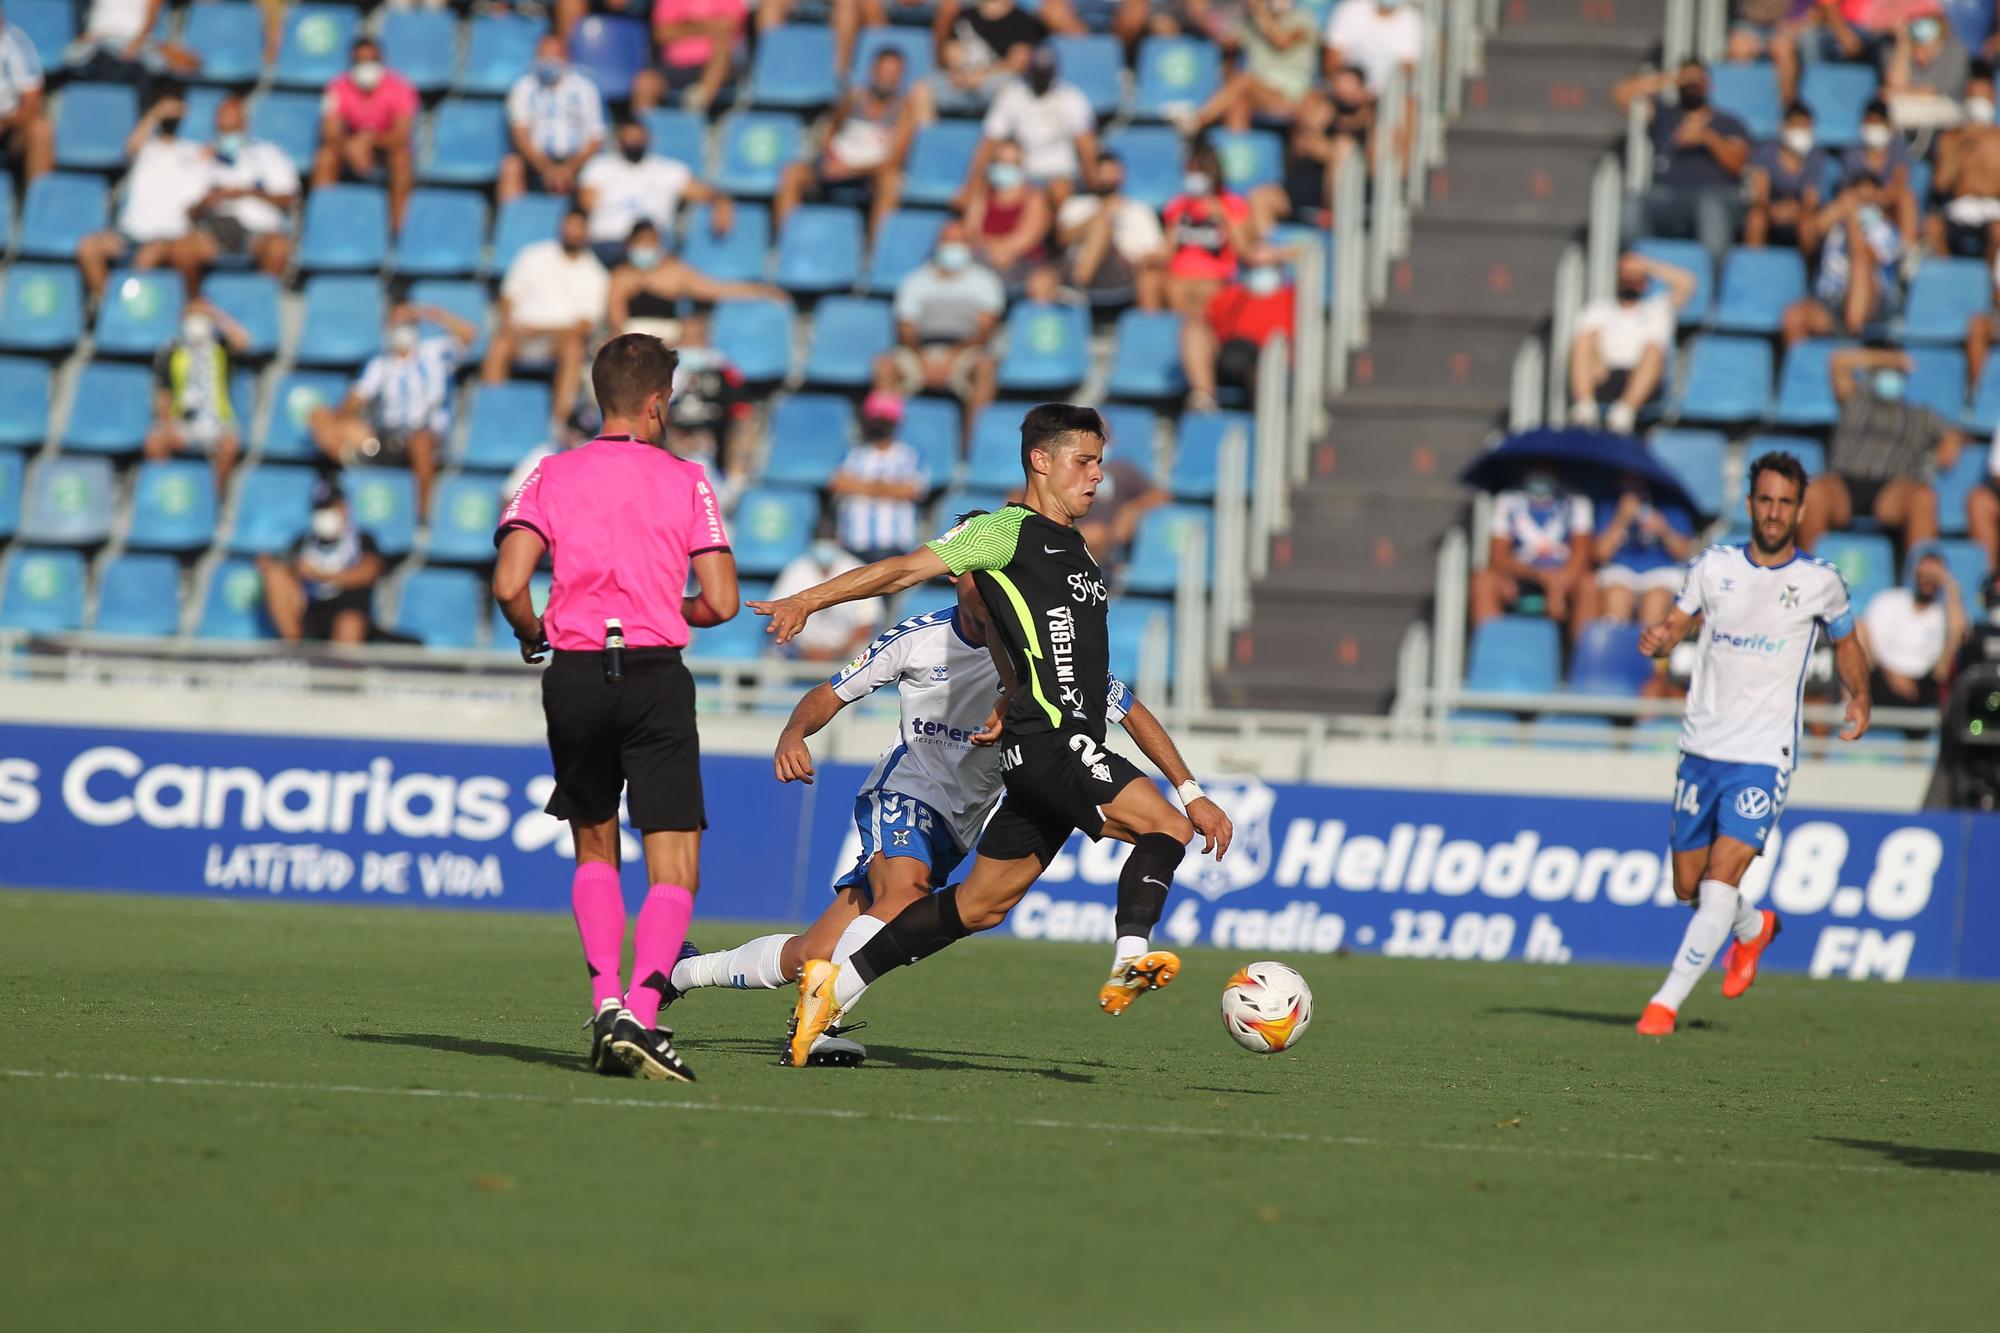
left=540, top=647, right=706, bottom=831
left=978, top=733, right=1147, bottom=865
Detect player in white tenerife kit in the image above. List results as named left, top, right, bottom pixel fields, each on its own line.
left=1634, top=452, right=1872, bottom=1035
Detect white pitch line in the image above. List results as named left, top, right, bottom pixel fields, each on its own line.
left=5, top=1067, right=1995, bottom=1180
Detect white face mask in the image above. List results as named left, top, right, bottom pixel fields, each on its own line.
left=180, top=313, right=214, bottom=345
left=309, top=507, right=345, bottom=541
left=351, top=60, right=384, bottom=91
left=385, top=324, right=418, bottom=354
left=810, top=539, right=843, bottom=566
left=1968, top=96, right=1996, bottom=126
left=1781, top=127, right=1814, bottom=156
left=1860, top=123, right=1892, bottom=150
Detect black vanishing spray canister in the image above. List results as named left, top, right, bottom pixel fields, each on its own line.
left=603, top=618, right=625, bottom=683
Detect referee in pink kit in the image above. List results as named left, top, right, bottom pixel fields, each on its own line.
left=493, top=333, right=739, bottom=1083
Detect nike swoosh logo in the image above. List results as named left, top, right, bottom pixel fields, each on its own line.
left=1142, top=877, right=1169, bottom=891
left=1043, top=545, right=1066, bottom=554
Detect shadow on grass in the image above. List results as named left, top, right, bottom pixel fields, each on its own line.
left=343, top=1031, right=582, bottom=1073
left=1486, top=1006, right=1635, bottom=1028
left=1819, top=1137, right=2000, bottom=1175
left=688, top=1035, right=1106, bottom=1083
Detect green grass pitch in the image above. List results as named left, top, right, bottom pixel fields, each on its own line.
left=2, top=889, right=1995, bottom=1331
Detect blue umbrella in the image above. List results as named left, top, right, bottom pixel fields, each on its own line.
left=1459, top=425, right=1711, bottom=520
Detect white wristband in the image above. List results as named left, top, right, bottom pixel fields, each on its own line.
left=1175, top=779, right=1205, bottom=808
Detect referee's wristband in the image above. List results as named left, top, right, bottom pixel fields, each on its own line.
left=1175, top=779, right=1205, bottom=808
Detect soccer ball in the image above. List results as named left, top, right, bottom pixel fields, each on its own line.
left=1220, top=962, right=1313, bottom=1054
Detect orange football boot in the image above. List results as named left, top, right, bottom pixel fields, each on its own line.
left=1720, top=910, right=1782, bottom=999
left=1098, top=950, right=1181, bottom=1014
left=1635, top=1002, right=1676, bottom=1036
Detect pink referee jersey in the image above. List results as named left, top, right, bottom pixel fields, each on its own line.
left=496, top=435, right=730, bottom=650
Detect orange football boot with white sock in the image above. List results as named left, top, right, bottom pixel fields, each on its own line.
left=1635, top=1003, right=1676, bottom=1036
left=1720, top=910, right=1782, bottom=999
left=1098, top=950, right=1181, bottom=1014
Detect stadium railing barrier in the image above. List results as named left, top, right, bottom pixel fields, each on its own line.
left=1172, top=526, right=1210, bottom=713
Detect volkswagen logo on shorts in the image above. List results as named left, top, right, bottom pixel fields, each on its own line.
left=1735, top=787, right=1773, bottom=820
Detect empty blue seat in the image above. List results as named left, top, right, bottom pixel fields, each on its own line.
left=55, top=83, right=136, bottom=171
left=965, top=401, right=1039, bottom=490
left=751, top=25, right=838, bottom=109
left=1744, top=433, right=1826, bottom=482
left=1676, top=334, right=1772, bottom=423
left=1135, top=37, right=1219, bottom=118
left=1104, top=125, right=1183, bottom=210
left=425, top=98, right=508, bottom=187
left=642, top=107, right=706, bottom=169
left=381, top=8, right=456, bottom=95
left=691, top=608, right=772, bottom=663
left=1813, top=532, right=1895, bottom=608
left=1906, top=346, right=1967, bottom=422
left=681, top=201, right=771, bottom=283
left=275, top=5, right=358, bottom=88
left=1052, top=33, right=1123, bottom=118
left=1632, top=237, right=1711, bottom=326
left=60, top=361, right=153, bottom=453
left=128, top=460, right=220, bottom=551
left=299, top=183, right=391, bottom=272
left=1168, top=410, right=1251, bottom=499
left=1569, top=621, right=1652, bottom=696
left=1466, top=616, right=1561, bottom=694
left=229, top=465, right=318, bottom=554
left=261, top=371, right=348, bottom=461
left=17, top=172, right=108, bottom=260
left=1969, top=354, right=2000, bottom=433
left=0, top=173, right=10, bottom=252
left=183, top=3, right=267, bottom=85
left=1648, top=428, right=1728, bottom=517
left=408, top=278, right=492, bottom=361
left=203, top=272, right=282, bottom=359
left=178, top=86, right=227, bottom=143
left=296, top=277, right=384, bottom=366
left=851, top=25, right=935, bottom=86
left=1713, top=247, right=1805, bottom=334
left=717, top=113, right=805, bottom=197
left=461, top=381, right=553, bottom=471
left=1107, top=599, right=1171, bottom=686
left=0, top=548, right=87, bottom=631
left=0, top=359, right=51, bottom=448
left=997, top=302, right=1090, bottom=393
left=1106, top=310, right=1189, bottom=399
left=1707, top=61, right=1781, bottom=140
left=463, top=13, right=540, bottom=96
left=428, top=474, right=506, bottom=562
left=196, top=558, right=275, bottom=639
left=764, top=395, right=854, bottom=487
left=1213, top=129, right=1283, bottom=193
left=487, top=571, right=550, bottom=651
left=9, top=0, right=75, bottom=62
left=1800, top=62, right=1878, bottom=148
left=23, top=456, right=114, bottom=545
left=394, top=567, right=484, bottom=648
left=731, top=488, right=820, bottom=576
left=802, top=297, right=894, bottom=386
left=1907, top=537, right=1991, bottom=614
left=0, top=265, right=81, bottom=353
left=774, top=204, right=864, bottom=294
left=1100, top=404, right=1159, bottom=463
left=1126, top=505, right=1212, bottom=594
left=394, top=190, right=488, bottom=276
left=0, top=451, right=21, bottom=537
left=1931, top=451, right=1986, bottom=538
left=569, top=15, right=650, bottom=101
left=346, top=469, right=419, bottom=557
left=865, top=209, right=948, bottom=296
left=712, top=297, right=796, bottom=382
left=93, top=554, right=182, bottom=636
left=490, top=194, right=566, bottom=274
left=903, top=121, right=982, bottom=208
left=94, top=271, right=184, bottom=357
left=901, top=398, right=961, bottom=490
left=250, top=91, right=322, bottom=173
left=1902, top=257, right=1991, bottom=343
left=1771, top=337, right=1857, bottom=427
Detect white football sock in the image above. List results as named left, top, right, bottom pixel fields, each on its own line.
left=1648, top=880, right=1739, bottom=1012
left=1113, top=933, right=1150, bottom=967
left=1731, top=892, right=1765, bottom=944
left=670, top=933, right=793, bottom=993
left=829, top=916, right=885, bottom=1010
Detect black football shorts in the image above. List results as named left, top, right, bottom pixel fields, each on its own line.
left=978, top=732, right=1147, bottom=864
left=540, top=647, right=706, bottom=831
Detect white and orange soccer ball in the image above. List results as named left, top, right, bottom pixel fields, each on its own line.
left=1220, top=962, right=1313, bottom=1054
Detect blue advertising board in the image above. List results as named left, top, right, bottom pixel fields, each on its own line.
left=0, top=722, right=1994, bottom=981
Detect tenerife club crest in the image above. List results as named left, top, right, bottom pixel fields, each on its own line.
left=1175, top=775, right=1278, bottom=902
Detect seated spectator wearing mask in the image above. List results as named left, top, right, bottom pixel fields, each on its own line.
left=1470, top=469, right=1597, bottom=636
left=313, top=37, right=418, bottom=228
left=969, top=44, right=1098, bottom=206
left=1882, top=12, right=1970, bottom=131
left=873, top=222, right=1006, bottom=427
left=579, top=117, right=732, bottom=269
left=767, top=523, right=885, bottom=661
left=1781, top=175, right=1904, bottom=344
left=1568, top=251, right=1696, bottom=434
left=830, top=392, right=930, bottom=565
left=1613, top=60, right=1751, bottom=270
left=186, top=91, right=298, bottom=285
left=774, top=45, right=929, bottom=239
left=1054, top=151, right=1166, bottom=308
left=258, top=480, right=385, bottom=646
left=1591, top=476, right=1696, bottom=627
left=147, top=301, right=253, bottom=497
left=1180, top=244, right=1294, bottom=412
left=500, top=34, right=605, bottom=204
left=1839, top=99, right=1918, bottom=247
left=1745, top=102, right=1829, bottom=255
left=1861, top=551, right=1966, bottom=711
left=1803, top=346, right=1965, bottom=551
left=311, top=302, right=479, bottom=520
left=1161, top=140, right=1258, bottom=316
left=75, top=89, right=208, bottom=303
left=482, top=207, right=609, bottom=429
left=1927, top=65, right=2000, bottom=263
left=965, top=138, right=1053, bottom=287
left=607, top=220, right=781, bottom=337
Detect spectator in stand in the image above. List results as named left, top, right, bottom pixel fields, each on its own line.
left=1179, top=0, right=1322, bottom=134
left=1800, top=346, right=1965, bottom=551
left=968, top=44, right=1097, bottom=205
left=608, top=220, right=780, bottom=335
left=1470, top=469, right=1597, bottom=636
left=1724, top=0, right=1795, bottom=66
left=965, top=138, right=1052, bottom=287
left=1161, top=139, right=1258, bottom=316
left=666, top=312, right=755, bottom=509
left=1075, top=452, right=1168, bottom=567
left=556, top=0, right=654, bottom=42
left=1321, top=0, right=1423, bottom=104
left=76, top=90, right=209, bottom=303
left=500, top=33, right=607, bottom=205
left=1840, top=100, right=1918, bottom=247
left=1861, top=551, right=1966, bottom=711
left=757, top=0, right=953, bottom=86
left=312, top=302, right=479, bottom=521
left=1968, top=423, right=2000, bottom=568
left=773, top=45, right=929, bottom=238
left=632, top=0, right=747, bottom=113
left=147, top=300, right=251, bottom=497
left=260, top=480, right=385, bottom=646
left=1745, top=102, right=1829, bottom=255
left=1771, top=1, right=1893, bottom=106
left=314, top=37, right=418, bottom=230
left=1615, top=60, right=1751, bottom=270
left=1568, top=251, right=1697, bottom=434
left=1591, top=476, right=1696, bottom=627
left=1882, top=11, right=1969, bottom=129
left=1180, top=243, right=1294, bottom=412
left=66, top=0, right=200, bottom=86
left=1927, top=65, right=2000, bottom=261
left=768, top=520, right=885, bottom=661
left=1781, top=174, right=1903, bottom=344
left=935, top=0, right=1069, bottom=107
left=830, top=391, right=930, bottom=566
left=0, top=7, right=52, bottom=184
left=483, top=208, right=610, bottom=427
left=1114, top=0, right=1248, bottom=48
left=1055, top=150, right=1167, bottom=308
left=873, top=222, right=1005, bottom=427
left=184, top=92, right=298, bottom=288
left=580, top=117, right=733, bottom=268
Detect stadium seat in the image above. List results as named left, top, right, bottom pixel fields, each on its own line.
left=295, top=276, right=384, bottom=366
left=1125, top=505, right=1212, bottom=594
left=764, top=395, right=854, bottom=487
left=1212, top=129, right=1283, bottom=193
left=851, top=25, right=935, bottom=86
left=901, top=398, right=962, bottom=491
left=1466, top=616, right=1561, bottom=694
left=346, top=469, right=419, bottom=558
left=689, top=607, right=771, bottom=663
left=1812, top=532, right=1895, bottom=608
left=17, top=172, right=108, bottom=260
left=0, top=451, right=21, bottom=537
left=1706, top=61, right=1782, bottom=140
left=261, top=371, right=349, bottom=461
left=93, top=553, right=183, bottom=636
left=1902, top=257, right=1991, bottom=343
left=428, top=474, right=506, bottom=563
left=965, top=401, right=1040, bottom=490
left=424, top=98, right=508, bottom=187
left=1632, top=237, right=1711, bottom=326
left=394, top=567, right=484, bottom=648
left=0, top=548, right=87, bottom=631
left=196, top=557, right=276, bottom=639
left=461, top=381, right=553, bottom=471
left=128, top=460, right=220, bottom=552
left=1675, top=334, right=1772, bottom=423
left=751, top=25, right=838, bottom=109
left=774, top=205, right=865, bottom=294
left=731, top=488, right=819, bottom=577
left=1568, top=621, right=1653, bottom=696
left=1107, top=599, right=1171, bottom=687
left=183, top=3, right=267, bottom=85
left=23, top=456, right=114, bottom=545
left=569, top=15, right=650, bottom=101
left=178, top=86, right=227, bottom=144
left=487, top=571, right=550, bottom=651
left=393, top=190, right=489, bottom=277
left=1771, top=337, right=1857, bottom=427
left=381, top=8, right=457, bottom=95
left=903, top=121, right=983, bottom=208
left=463, top=12, right=540, bottom=96
left=1168, top=411, right=1252, bottom=500
left=717, top=113, right=806, bottom=197
left=997, top=302, right=1090, bottom=393
left=60, top=362, right=153, bottom=454
left=299, top=183, right=391, bottom=273
left=0, top=264, right=82, bottom=354
left=711, top=297, right=796, bottom=382
left=0, top=358, right=51, bottom=449
left=802, top=297, right=894, bottom=386
left=490, top=194, right=567, bottom=274
left=94, top=271, right=184, bottom=358
left=1744, top=434, right=1825, bottom=481
left=0, top=173, right=11, bottom=252
left=1106, top=310, right=1189, bottom=399
left=204, top=272, right=282, bottom=359
left=1800, top=62, right=1878, bottom=148
left=864, top=209, right=948, bottom=296
left=54, top=83, right=136, bottom=171
left=1047, top=34, right=1123, bottom=118
left=1713, top=247, right=1805, bottom=335
left=9, top=0, right=75, bottom=62
left=1134, top=37, right=1220, bottom=119
left=1647, top=428, right=1728, bottom=517
left=275, top=5, right=359, bottom=89
left=681, top=201, right=771, bottom=284
left=228, top=465, right=319, bottom=554
left=1906, top=346, right=1968, bottom=422
left=1104, top=125, right=1184, bottom=210
left=408, top=278, right=492, bottom=361
left=642, top=108, right=706, bottom=170
left=250, top=91, right=322, bottom=173
left=1100, top=404, right=1160, bottom=466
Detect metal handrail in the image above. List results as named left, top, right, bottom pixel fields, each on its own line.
left=1172, top=526, right=1209, bottom=713
left=1367, top=65, right=1409, bottom=303
left=1288, top=242, right=1325, bottom=489
left=1430, top=526, right=1470, bottom=727
left=1663, top=0, right=1696, bottom=70
left=1547, top=242, right=1586, bottom=425
left=1326, top=150, right=1368, bottom=398
left=1587, top=152, right=1623, bottom=305
left=1624, top=92, right=1652, bottom=195
left=1509, top=337, right=1546, bottom=431
left=1251, top=333, right=1290, bottom=582
left=1209, top=426, right=1249, bottom=672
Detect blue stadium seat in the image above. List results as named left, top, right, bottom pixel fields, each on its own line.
left=346, top=470, right=418, bottom=557
left=462, top=381, right=554, bottom=471
left=965, top=401, right=1038, bottom=490
left=865, top=209, right=948, bottom=296
left=250, top=91, right=322, bottom=173
left=299, top=183, right=391, bottom=273
left=262, top=371, right=349, bottom=461
left=1134, top=37, right=1220, bottom=119
left=1568, top=621, right=1652, bottom=696
left=382, top=8, right=457, bottom=95
left=196, top=557, right=276, bottom=639
left=851, top=25, right=935, bottom=86
left=903, top=121, right=982, bottom=208
left=1104, top=125, right=1183, bottom=210
left=1969, top=354, right=2000, bottom=433
left=570, top=15, right=650, bottom=100
left=997, top=302, right=1090, bottom=393
left=1052, top=34, right=1124, bottom=118
left=275, top=5, right=359, bottom=89
left=1771, top=337, right=1857, bottom=427
left=463, top=12, right=540, bottom=96
left=55, top=83, right=137, bottom=171
left=23, top=456, right=114, bottom=545
left=178, top=86, right=227, bottom=144
left=1466, top=616, right=1561, bottom=694
left=204, top=272, right=282, bottom=359
left=94, top=271, right=184, bottom=358
left=802, top=297, right=894, bottom=386
left=1713, top=247, right=1805, bottom=334
left=0, top=265, right=82, bottom=353
left=295, top=276, right=384, bottom=366
left=394, top=567, right=484, bottom=648
left=424, top=98, right=508, bottom=187
left=1907, top=538, right=1991, bottom=615
left=681, top=201, right=771, bottom=283
left=9, top=0, right=75, bottom=62
left=774, top=205, right=865, bottom=294
left=1126, top=505, right=1212, bottom=594
left=1902, top=257, right=1991, bottom=343
left=0, top=548, right=87, bottom=631
left=1099, top=404, right=1159, bottom=466
left=1648, top=428, right=1727, bottom=517
left=764, top=395, right=854, bottom=487
left=490, top=194, right=566, bottom=274
left=642, top=108, right=706, bottom=169
left=1212, top=129, right=1283, bottom=193
left=0, top=359, right=51, bottom=449
left=60, top=362, right=153, bottom=454
left=1707, top=61, right=1781, bottom=140
left=17, top=172, right=108, bottom=260
left=487, top=571, right=551, bottom=651
left=0, top=451, right=21, bottom=537
left=1744, top=433, right=1825, bottom=482
left=717, top=113, right=806, bottom=197
left=1676, top=334, right=1772, bottom=423
left=1632, top=237, right=1711, bottom=326
left=0, top=173, right=11, bottom=252
left=1107, top=599, right=1171, bottom=687
left=408, top=279, right=492, bottom=362
left=1931, top=451, right=1986, bottom=538
left=712, top=297, right=796, bottom=382
left=93, top=554, right=183, bottom=636
left=690, top=607, right=772, bottom=663
left=229, top=465, right=319, bottom=555
left=183, top=3, right=267, bottom=85
left=128, top=460, right=220, bottom=552
left=731, top=488, right=820, bottom=577
left=751, top=25, right=838, bottom=109
left=428, top=474, right=506, bottom=562
left=1106, top=310, right=1189, bottom=399
left=1813, top=532, right=1895, bottom=608
left=1169, top=411, right=1251, bottom=500
left=1906, top=346, right=1968, bottom=422
left=901, top=398, right=962, bottom=491
left=393, top=190, right=488, bottom=277
left=1800, top=62, right=1878, bottom=148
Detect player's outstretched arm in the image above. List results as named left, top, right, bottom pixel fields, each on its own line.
left=1833, top=632, right=1873, bottom=741
left=748, top=547, right=952, bottom=644
left=1118, top=697, right=1234, bottom=859
left=774, top=682, right=846, bottom=784
left=1639, top=606, right=1697, bottom=658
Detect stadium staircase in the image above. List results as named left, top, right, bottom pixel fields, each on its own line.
left=1213, top=0, right=1664, bottom=715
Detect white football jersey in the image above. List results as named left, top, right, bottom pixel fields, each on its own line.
left=829, top=606, right=1135, bottom=853
left=1674, top=544, right=1855, bottom=770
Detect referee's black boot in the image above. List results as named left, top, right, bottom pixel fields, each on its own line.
left=609, top=1013, right=698, bottom=1084
left=587, top=999, right=629, bottom=1077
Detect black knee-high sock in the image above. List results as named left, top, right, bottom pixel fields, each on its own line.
left=1115, top=832, right=1186, bottom=940
left=849, top=885, right=970, bottom=985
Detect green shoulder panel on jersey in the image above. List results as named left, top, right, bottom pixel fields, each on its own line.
left=926, top=505, right=1030, bottom=577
